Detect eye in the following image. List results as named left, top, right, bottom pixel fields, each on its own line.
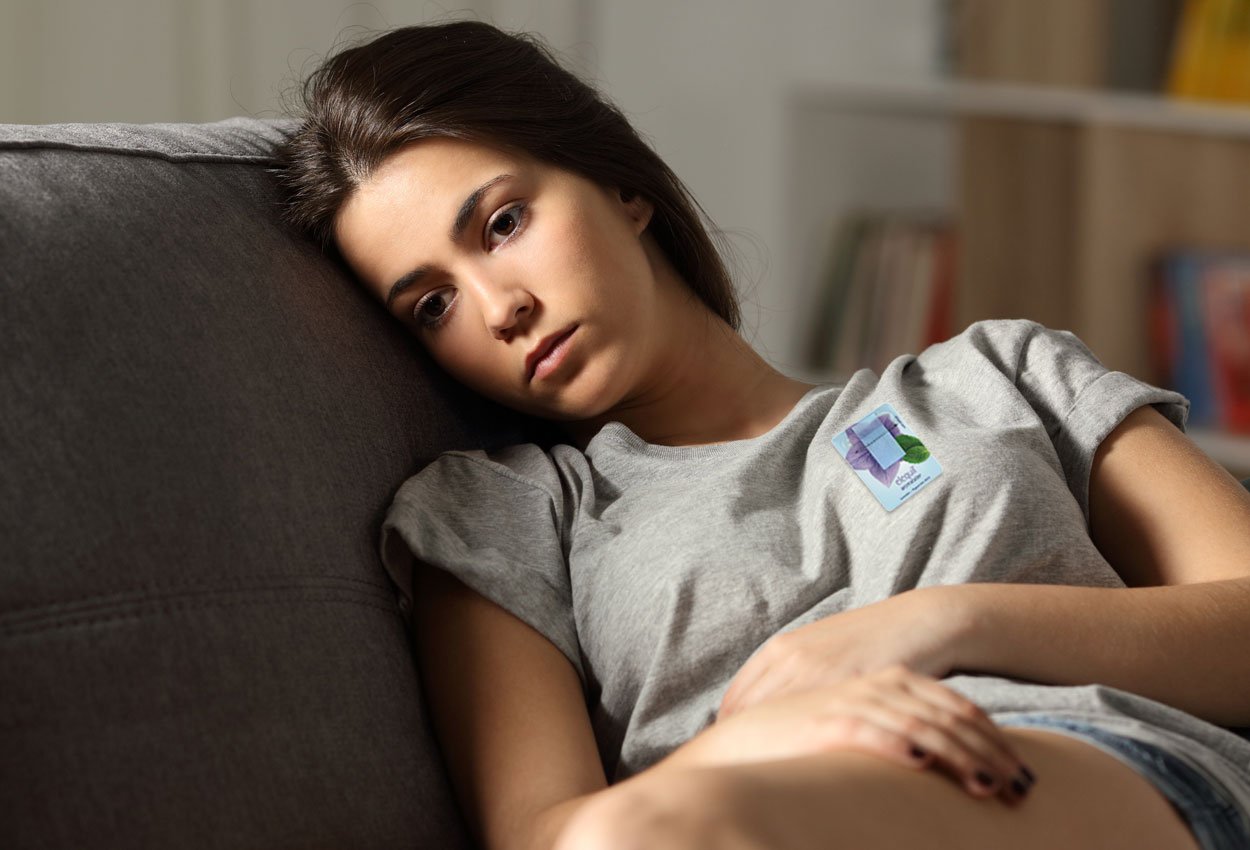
left=487, top=202, right=527, bottom=248
left=413, top=287, right=456, bottom=331
left=410, top=202, right=528, bottom=333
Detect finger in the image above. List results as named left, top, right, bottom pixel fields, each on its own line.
left=899, top=677, right=1035, bottom=798
left=807, top=707, right=945, bottom=775
left=873, top=687, right=1031, bottom=803
left=840, top=692, right=993, bottom=797
left=878, top=667, right=1027, bottom=771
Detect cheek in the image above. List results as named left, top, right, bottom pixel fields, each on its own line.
left=427, top=325, right=517, bottom=397
left=432, top=337, right=490, bottom=384
left=545, top=208, right=644, bottom=309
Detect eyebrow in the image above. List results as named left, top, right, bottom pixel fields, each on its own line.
left=384, top=172, right=516, bottom=310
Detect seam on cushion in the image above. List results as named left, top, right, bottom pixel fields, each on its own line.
left=0, top=577, right=397, bottom=629
left=0, top=594, right=400, bottom=642
left=0, top=139, right=279, bottom=165
left=0, top=575, right=395, bottom=615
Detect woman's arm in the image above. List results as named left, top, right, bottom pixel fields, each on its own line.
left=946, top=404, right=1250, bottom=727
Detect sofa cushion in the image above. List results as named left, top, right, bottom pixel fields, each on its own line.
left=0, top=118, right=552, bottom=848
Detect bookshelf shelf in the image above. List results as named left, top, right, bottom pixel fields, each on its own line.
left=791, top=78, right=1250, bottom=140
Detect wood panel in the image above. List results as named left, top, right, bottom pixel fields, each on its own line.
left=956, top=117, right=1081, bottom=334
left=953, top=0, right=1112, bottom=88
left=1076, top=126, right=1250, bottom=377
left=958, top=115, right=1250, bottom=381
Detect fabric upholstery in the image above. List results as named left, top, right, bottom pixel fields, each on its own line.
left=0, top=118, right=556, bottom=849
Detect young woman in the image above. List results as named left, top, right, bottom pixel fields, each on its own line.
left=276, top=19, right=1250, bottom=850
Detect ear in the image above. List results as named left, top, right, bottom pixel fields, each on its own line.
left=618, top=189, right=654, bottom=235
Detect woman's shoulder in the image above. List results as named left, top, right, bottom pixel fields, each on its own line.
left=916, top=317, right=1114, bottom=401
left=919, top=317, right=1062, bottom=373
left=394, top=439, right=590, bottom=505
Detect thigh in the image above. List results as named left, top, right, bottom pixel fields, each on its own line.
left=613, top=728, right=1204, bottom=850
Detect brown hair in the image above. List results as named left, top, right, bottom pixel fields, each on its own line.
left=275, top=18, right=741, bottom=331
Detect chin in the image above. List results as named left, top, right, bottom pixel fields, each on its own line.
left=515, top=380, right=606, bottom=424
left=467, top=354, right=622, bottom=422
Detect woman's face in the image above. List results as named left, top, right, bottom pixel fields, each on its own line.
left=334, top=136, right=662, bottom=422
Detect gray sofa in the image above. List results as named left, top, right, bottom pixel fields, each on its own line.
left=4, top=117, right=1250, bottom=850
left=0, top=117, right=562, bottom=849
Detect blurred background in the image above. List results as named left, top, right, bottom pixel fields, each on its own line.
left=3, top=0, right=1248, bottom=476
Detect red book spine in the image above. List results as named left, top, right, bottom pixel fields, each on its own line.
left=1203, top=261, right=1250, bottom=433
left=1147, top=257, right=1178, bottom=388
left=924, top=226, right=957, bottom=346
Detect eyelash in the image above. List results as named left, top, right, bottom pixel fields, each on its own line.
left=412, top=201, right=529, bottom=332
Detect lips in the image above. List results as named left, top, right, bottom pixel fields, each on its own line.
left=525, top=324, right=577, bottom=383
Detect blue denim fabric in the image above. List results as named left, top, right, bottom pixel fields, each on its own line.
left=1000, top=715, right=1250, bottom=850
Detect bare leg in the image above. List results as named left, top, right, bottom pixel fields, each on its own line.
left=557, top=728, right=1203, bottom=850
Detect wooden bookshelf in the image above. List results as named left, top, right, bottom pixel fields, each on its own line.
left=785, top=76, right=1250, bottom=477
left=791, top=78, right=1250, bottom=139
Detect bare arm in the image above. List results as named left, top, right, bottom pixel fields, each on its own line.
left=523, top=714, right=743, bottom=848
left=944, top=405, right=1250, bottom=725
left=412, top=558, right=729, bottom=850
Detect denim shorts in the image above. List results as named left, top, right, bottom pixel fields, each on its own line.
left=999, top=715, right=1250, bottom=850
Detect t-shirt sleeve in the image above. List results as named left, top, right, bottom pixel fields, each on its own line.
left=377, top=444, right=585, bottom=688
left=1006, top=319, right=1191, bottom=529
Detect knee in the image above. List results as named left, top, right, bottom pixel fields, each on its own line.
left=552, top=771, right=743, bottom=850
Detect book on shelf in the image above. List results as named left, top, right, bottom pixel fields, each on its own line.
left=805, top=211, right=957, bottom=380
left=947, top=0, right=1250, bottom=104
left=1166, top=0, right=1250, bottom=103
left=1149, top=249, right=1250, bottom=434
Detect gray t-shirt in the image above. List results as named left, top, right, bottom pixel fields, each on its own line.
left=380, top=318, right=1250, bottom=814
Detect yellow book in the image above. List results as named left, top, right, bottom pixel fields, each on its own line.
left=1167, top=0, right=1250, bottom=102
left=1167, top=0, right=1212, bottom=97
left=1207, top=0, right=1250, bottom=100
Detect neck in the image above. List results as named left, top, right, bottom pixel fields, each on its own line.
left=565, top=287, right=818, bottom=450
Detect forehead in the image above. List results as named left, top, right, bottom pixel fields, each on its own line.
left=372, top=136, right=523, bottom=199
left=333, top=137, right=536, bottom=295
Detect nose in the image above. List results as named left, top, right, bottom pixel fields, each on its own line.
left=470, top=274, right=534, bottom=340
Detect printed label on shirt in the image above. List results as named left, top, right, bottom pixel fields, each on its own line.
left=832, top=403, right=942, bottom=512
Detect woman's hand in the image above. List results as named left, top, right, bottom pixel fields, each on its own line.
left=701, top=664, right=1035, bottom=805
left=718, top=585, right=973, bottom=721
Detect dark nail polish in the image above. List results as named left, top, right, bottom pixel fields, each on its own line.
left=1020, top=765, right=1036, bottom=784
left=910, top=745, right=927, bottom=759
left=1011, top=777, right=1029, bottom=796
left=975, top=770, right=995, bottom=787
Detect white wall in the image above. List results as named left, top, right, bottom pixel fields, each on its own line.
left=0, top=1, right=497, bottom=122
left=587, top=0, right=945, bottom=370
left=1, top=0, right=944, bottom=372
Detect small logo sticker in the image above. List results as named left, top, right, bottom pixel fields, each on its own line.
left=831, top=403, right=942, bottom=511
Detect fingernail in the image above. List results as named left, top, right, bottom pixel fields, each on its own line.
left=974, top=770, right=995, bottom=787
left=1011, top=777, right=1029, bottom=796
left=1020, top=765, right=1036, bottom=785
left=910, top=745, right=927, bottom=759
